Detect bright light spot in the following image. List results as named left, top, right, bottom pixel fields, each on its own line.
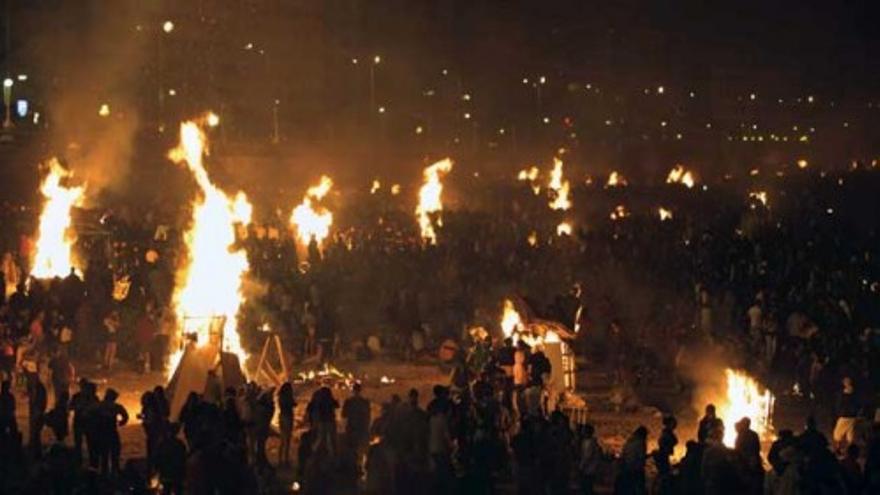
left=463, top=112, right=471, bottom=120
left=168, top=88, right=177, bottom=96
left=807, top=95, right=814, bottom=103
left=373, top=55, right=381, bottom=64
left=657, top=85, right=665, bottom=94
left=415, top=126, right=423, bottom=134
left=556, top=222, right=572, bottom=236
left=16, top=74, right=27, bottom=82
left=498, top=128, right=506, bottom=135
left=3, top=78, right=13, bottom=88
left=522, top=77, right=529, bottom=84
left=390, top=184, right=401, bottom=195
left=660, top=121, right=667, bottom=127
left=542, top=116, right=550, bottom=124
left=462, top=93, right=471, bottom=101
left=162, top=20, right=174, bottom=33
left=378, top=106, right=386, bottom=114
left=797, top=159, right=808, bottom=169
left=749, top=93, right=756, bottom=100
left=98, top=104, right=111, bottom=117
left=351, top=58, right=358, bottom=65
left=244, top=42, right=254, bottom=50
left=206, top=113, right=220, bottom=127
left=539, top=76, right=547, bottom=84
left=658, top=207, right=673, bottom=221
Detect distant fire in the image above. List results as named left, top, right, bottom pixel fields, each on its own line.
left=609, top=204, right=630, bottom=220
left=749, top=191, right=768, bottom=208
left=606, top=171, right=628, bottom=188
left=500, top=299, right=524, bottom=338
left=416, top=158, right=453, bottom=244
left=31, top=159, right=85, bottom=279
left=556, top=221, right=573, bottom=236
left=290, top=175, right=334, bottom=247
left=717, top=369, right=775, bottom=447
left=517, top=166, right=541, bottom=195
left=167, top=117, right=252, bottom=374
left=548, top=157, right=571, bottom=211
left=658, top=207, right=673, bottom=221
left=666, top=165, right=695, bottom=188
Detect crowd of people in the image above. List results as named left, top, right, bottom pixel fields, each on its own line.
left=0, top=167, right=878, bottom=492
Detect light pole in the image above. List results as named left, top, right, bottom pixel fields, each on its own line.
left=3, top=78, right=13, bottom=129
left=157, top=20, right=174, bottom=130
left=369, top=55, right=380, bottom=114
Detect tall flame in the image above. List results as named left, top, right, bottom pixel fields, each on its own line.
left=290, top=175, right=334, bottom=247
left=500, top=299, right=524, bottom=338
left=717, top=369, right=775, bottom=447
left=666, top=165, right=695, bottom=188
left=416, top=158, right=453, bottom=244
left=548, top=157, right=571, bottom=211
left=31, top=159, right=85, bottom=279
left=517, top=166, right=541, bottom=195
left=167, top=119, right=251, bottom=372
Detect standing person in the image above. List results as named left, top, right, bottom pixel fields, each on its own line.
left=734, top=417, right=763, bottom=492
left=44, top=391, right=70, bottom=443
left=102, top=310, right=120, bottom=371
left=653, top=415, right=678, bottom=494
left=833, top=376, right=859, bottom=454
left=134, top=305, right=157, bottom=373
left=0, top=379, right=18, bottom=442
left=95, top=388, right=129, bottom=475
left=155, top=423, right=187, bottom=495
left=341, top=382, right=370, bottom=461
left=48, top=346, right=73, bottom=406
left=28, top=379, right=47, bottom=458
left=277, top=382, right=296, bottom=467
left=578, top=424, right=602, bottom=495
left=698, top=404, right=723, bottom=443
left=306, top=386, right=339, bottom=457
left=427, top=386, right=453, bottom=495
left=615, top=426, right=648, bottom=495
left=70, top=379, right=98, bottom=465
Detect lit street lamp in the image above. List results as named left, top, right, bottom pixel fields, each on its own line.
left=370, top=55, right=381, bottom=115
left=3, top=78, right=13, bottom=128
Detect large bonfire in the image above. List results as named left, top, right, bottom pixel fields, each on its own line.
left=166, top=117, right=252, bottom=374
left=30, top=159, right=85, bottom=279
left=416, top=158, right=453, bottom=244
left=290, top=175, right=334, bottom=248
left=717, top=368, right=776, bottom=447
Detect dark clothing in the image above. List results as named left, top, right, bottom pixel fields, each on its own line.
left=342, top=395, right=370, bottom=445
left=836, top=391, right=859, bottom=418
left=697, top=415, right=723, bottom=443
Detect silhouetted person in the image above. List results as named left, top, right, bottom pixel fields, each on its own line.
left=277, top=382, right=296, bottom=467
left=28, top=380, right=47, bottom=458
left=45, top=390, right=70, bottom=443
left=95, top=388, right=129, bottom=475
left=698, top=404, right=723, bottom=443
left=70, top=378, right=98, bottom=465
left=342, top=382, right=370, bottom=458
left=155, top=422, right=186, bottom=494
left=615, top=425, right=648, bottom=494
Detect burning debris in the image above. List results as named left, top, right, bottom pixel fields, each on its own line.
left=556, top=221, right=573, bottom=236
left=517, top=166, right=541, bottom=195
left=415, top=158, right=453, bottom=244
left=748, top=190, right=769, bottom=208
left=290, top=175, right=334, bottom=248
left=295, top=363, right=356, bottom=389
left=658, top=207, right=673, bottom=221
left=30, top=159, right=86, bottom=279
left=609, top=205, right=630, bottom=220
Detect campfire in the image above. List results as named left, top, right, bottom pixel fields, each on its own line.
left=717, top=368, right=775, bottom=447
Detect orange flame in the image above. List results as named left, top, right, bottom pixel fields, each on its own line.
left=31, top=159, right=85, bottom=279
left=606, top=171, right=628, bottom=187
left=416, top=158, right=453, bottom=244
left=548, top=158, right=571, bottom=211
left=717, top=369, right=775, bottom=447
left=290, top=175, right=334, bottom=247
left=658, top=207, right=673, bottom=221
left=666, top=165, right=695, bottom=188
left=166, top=118, right=251, bottom=374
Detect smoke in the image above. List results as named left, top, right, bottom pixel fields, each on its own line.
left=20, top=1, right=158, bottom=200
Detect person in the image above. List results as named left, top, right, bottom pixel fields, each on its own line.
left=70, top=378, right=98, bottom=465
left=701, top=424, right=732, bottom=495
left=342, top=382, right=371, bottom=459
left=427, top=386, right=453, bottom=495
left=102, top=310, right=120, bottom=370
left=277, top=382, right=296, bottom=467
left=28, top=379, right=47, bottom=458
left=0, top=379, right=18, bottom=442
left=654, top=415, right=678, bottom=493
left=578, top=423, right=601, bottom=495
left=95, top=388, right=129, bottom=475
left=698, top=403, right=723, bottom=443
left=734, top=417, right=763, bottom=493
left=798, top=415, right=828, bottom=456
left=841, top=444, right=863, bottom=495
left=768, top=429, right=795, bottom=476
left=615, top=425, right=648, bottom=495
left=155, top=422, right=187, bottom=495
left=48, top=346, right=74, bottom=405
left=134, top=306, right=157, bottom=373
left=400, top=388, right=429, bottom=478
left=305, top=386, right=339, bottom=457
left=833, top=376, right=859, bottom=453
left=44, top=390, right=70, bottom=443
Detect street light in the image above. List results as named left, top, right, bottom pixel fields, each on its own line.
left=370, top=55, right=381, bottom=113
left=3, top=78, right=13, bottom=128
left=163, top=20, right=174, bottom=33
